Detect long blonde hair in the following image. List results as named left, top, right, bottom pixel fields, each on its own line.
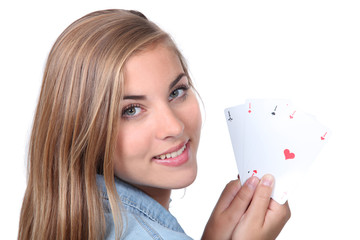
left=18, top=9, right=191, bottom=240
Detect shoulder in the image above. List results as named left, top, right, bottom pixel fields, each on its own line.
left=105, top=210, right=193, bottom=240
left=97, top=175, right=193, bottom=240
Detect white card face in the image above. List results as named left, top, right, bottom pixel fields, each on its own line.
left=225, top=99, right=330, bottom=204
left=243, top=99, right=293, bottom=184
left=224, top=105, right=246, bottom=183
left=245, top=99, right=292, bottom=119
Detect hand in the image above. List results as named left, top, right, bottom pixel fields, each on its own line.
left=231, top=175, right=291, bottom=240
left=202, top=175, right=291, bottom=240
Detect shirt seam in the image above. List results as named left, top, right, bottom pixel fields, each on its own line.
left=103, top=193, right=171, bottom=230
left=133, top=214, right=164, bottom=240
left=121, top=197, right=161, bottom=226
left=98, top=176, right=184, bottom=233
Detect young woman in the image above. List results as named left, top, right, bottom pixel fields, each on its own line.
left=18, top=9, right=290, bottom=240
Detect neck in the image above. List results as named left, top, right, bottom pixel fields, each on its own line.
left=134, top=184, right=172, bottom=209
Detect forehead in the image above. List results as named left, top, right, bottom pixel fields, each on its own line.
left=123, top=44, right=184, bottom=92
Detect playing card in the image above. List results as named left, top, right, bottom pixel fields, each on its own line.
left=224, top=99, right=330, bottom=204
left=224, top=105, right=246, bottom=183
left=243, top=99, right=293, bottom=184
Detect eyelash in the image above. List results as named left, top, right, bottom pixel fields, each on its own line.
left=169, top=84, right=190, bottom=101
left=122, top=104, right=142, bottom=118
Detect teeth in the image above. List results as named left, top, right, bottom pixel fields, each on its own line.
left=155, top=144, right=186, bottom=160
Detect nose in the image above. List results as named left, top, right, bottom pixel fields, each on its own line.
left=155, top=104, right=184, bottom=140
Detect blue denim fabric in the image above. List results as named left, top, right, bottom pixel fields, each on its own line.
left=96, top=175, right=193, bottom=239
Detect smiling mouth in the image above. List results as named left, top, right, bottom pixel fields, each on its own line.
left=154, top=143, right=187, bottom=160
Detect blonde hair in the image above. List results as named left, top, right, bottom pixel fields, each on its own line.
left=18, top=9, right=191, bottom=240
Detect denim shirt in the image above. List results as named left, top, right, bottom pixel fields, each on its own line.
left=96, top=175, right=193, bottom=240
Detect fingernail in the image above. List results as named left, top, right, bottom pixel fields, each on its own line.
left=261, top=174, right=274, bottom=187
left=246, top=176, right=259, bottom=190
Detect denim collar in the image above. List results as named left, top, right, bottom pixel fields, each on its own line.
left=96, top=174, right=185, bottom=233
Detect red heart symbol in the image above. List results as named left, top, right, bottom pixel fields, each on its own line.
left=284, top=149, right=295, bottom=160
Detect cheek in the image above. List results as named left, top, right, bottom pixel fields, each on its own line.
left=183, top=96, right=202, bottom=137
left=114, top=124, right=150, bottom=169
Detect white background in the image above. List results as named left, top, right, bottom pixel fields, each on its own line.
left=1, top=0, right=359, bottom=239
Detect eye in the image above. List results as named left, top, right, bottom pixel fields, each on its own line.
left=169, top=85, right=189, bottom=101
left=122, top=104, right=142, bottom=118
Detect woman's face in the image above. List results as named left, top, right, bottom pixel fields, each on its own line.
left=113, top=43, right=202, bottom=193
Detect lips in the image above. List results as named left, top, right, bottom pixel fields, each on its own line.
left=152, top=141, right=190, bottom=167
left=154, top=143, right=187, bottom=160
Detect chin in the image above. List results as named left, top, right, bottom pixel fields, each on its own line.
left=170, top=165, right=198, bottom=190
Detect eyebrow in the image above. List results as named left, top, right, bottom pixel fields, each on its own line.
left=123, top=73, right=187, bottom=100
left=123, top=95, right=146, bottom=100
left=169, top=73, right=186, bottom=90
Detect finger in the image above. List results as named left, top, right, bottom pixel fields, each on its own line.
left=246, top=174, right=275, bottom=226
left=212, top=179, right=242, bottom=214
left=202, top=180, right=243, bottom=240
left=224, top=176, right=260, bottom=217
left=266, top=200, right=291, bottom=227
left=262, top=200, right=291, bottom=239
